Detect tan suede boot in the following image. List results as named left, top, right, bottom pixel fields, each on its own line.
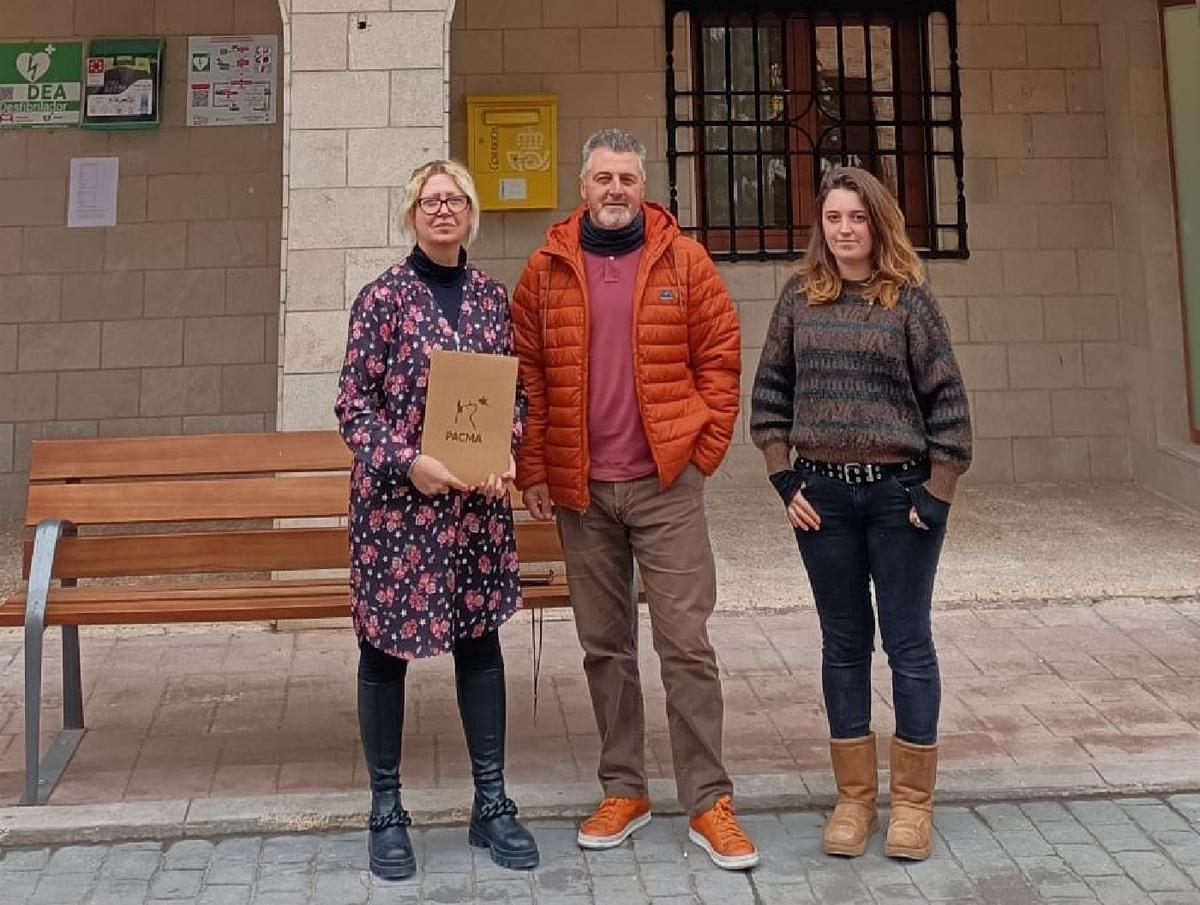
left=822, top=734, right=879, bottom=857
left=884, top=738, right=938, bottom=860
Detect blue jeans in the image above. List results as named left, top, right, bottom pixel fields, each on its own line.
left=793, top=464, right=945, bottom=745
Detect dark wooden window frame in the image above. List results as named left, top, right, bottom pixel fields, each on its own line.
left=665, top=0, right=967, bottom=262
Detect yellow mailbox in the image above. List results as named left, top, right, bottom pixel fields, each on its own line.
left=467, top=94, right=558, bottom=211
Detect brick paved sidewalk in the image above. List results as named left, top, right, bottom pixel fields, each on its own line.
left=2, top=483, right=1200, bottom=810
left=0, top=596, right=1198, bottom=807
left=2, top=795, right=1199, bottom=904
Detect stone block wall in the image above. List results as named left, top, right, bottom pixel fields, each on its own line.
left=929, top=0, right=1130, bottom=486
left=1097, top=0, right=1199, bottom=509
left=278, top=0, right=453, bottom=434
left=0, top=0, right=284, bottom=514
left=445, top=0, right=1160, bottom=486
left=4, top=0, right=1195, bottom=513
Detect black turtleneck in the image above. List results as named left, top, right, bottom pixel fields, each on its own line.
left=408, top=244, right=467, bottom=327
left=580, top=210, right=646, bottom=257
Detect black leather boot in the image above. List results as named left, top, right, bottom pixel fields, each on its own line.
left=456, top=661, right=539, bottom=870
left=358, top=671, right=416, bottom=880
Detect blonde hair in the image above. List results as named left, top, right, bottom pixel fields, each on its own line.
left=799, top=166, right=925, bottom=309
left=400, top=159, right=481, bottom=246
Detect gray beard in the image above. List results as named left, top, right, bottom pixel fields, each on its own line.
left=594, top=206, right=635, bottom=229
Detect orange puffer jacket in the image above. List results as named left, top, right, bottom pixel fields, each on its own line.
left=511, top=202, right=741, bottom=511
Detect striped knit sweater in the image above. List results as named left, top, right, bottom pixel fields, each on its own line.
left=750, top=275, right=972, bottom=501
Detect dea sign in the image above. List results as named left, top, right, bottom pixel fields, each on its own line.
left=0, top=42, right=83, bottom=128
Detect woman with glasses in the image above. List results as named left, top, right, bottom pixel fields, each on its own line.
left=335, top=160, right=536, bottom=879
left=750, top=167, right=971, bottom=862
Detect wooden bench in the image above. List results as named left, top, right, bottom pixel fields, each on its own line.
left=0, top=430, right=579, bottom=806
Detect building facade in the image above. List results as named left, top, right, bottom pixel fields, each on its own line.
left=1, top=0, right=1199, bottom=515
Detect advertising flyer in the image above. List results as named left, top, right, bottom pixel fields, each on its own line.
left=187, top=35, right=277, bottom=127
left=0, top=41, right=83, bottom=128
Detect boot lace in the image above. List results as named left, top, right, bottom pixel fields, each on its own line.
left=708, top=798, right=751, bottom=849
left=476, top=796, right=519, bottom=821
left=369, top=808, right=412, bottom=832
left=595, top=798, right=622, bottom=820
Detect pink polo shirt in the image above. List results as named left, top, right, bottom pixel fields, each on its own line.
left=583, top=249, right=657, bottom=482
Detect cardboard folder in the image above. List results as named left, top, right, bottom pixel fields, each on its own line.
left=420, top=350, right=518, bottom=484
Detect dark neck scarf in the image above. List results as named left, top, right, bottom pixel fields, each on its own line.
left=580, top=210, right=646, bottom=257
left=408, top=244, right=467, bottom=288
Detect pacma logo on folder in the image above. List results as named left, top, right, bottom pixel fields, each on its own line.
left=420, top=350, right=517, bottom=484
left=452, top=396, right=485, bottom=436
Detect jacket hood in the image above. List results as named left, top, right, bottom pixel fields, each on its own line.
left=540, top=201, right=682, bottom=260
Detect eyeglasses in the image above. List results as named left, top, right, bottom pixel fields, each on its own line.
left=417, top=194, right=470, bottom=215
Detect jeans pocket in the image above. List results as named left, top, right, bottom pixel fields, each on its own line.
left=908, top=483, right=951, bottom=527
left=796, top=468, right=831, bottom=501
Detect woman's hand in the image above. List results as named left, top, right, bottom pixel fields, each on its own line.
left=409, top=454, right=469, bottom=496
left=907, top=482, right=950, bottom=530
left=787, top=488, right=821, bottom=531
left=769, top=468, right=820, bottom=531
left=479, top=454, right=516, bottom=502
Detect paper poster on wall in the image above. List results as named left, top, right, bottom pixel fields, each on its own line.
left=187, top=35, right=277, bottom=127
left=0, top=41, right=83, bottom=129
left=67, top=157, right=119, bottom=228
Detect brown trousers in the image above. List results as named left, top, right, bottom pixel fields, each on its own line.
left=555, top=465, right=732, bottom=815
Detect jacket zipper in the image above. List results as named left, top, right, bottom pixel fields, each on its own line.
left=544, top=230, right=675, bottom=502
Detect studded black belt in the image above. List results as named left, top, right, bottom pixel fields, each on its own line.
left=796, top=457, right=925, bottom=485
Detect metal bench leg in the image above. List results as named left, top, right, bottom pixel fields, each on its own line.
left=21, top=520, right=84, bottom=806
left=61, top=625, right=84, bottom=731
left=22, top=604, right=45, bottom=807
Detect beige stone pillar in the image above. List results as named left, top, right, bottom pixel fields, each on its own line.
left=1099, top=0, right=1200, bottom=508
left=277, top=0, right=454, bottom=431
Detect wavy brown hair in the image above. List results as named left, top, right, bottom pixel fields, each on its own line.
left=799, top=166, right=925, bottom=309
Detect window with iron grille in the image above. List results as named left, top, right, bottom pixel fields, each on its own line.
left=665, top=0, right=968, bottom=261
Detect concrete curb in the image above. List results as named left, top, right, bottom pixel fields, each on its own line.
left=2, top=763, right=1198, bottom=848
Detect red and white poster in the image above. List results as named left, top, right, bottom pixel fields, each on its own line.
left=187, top=34, right=277, bottom=127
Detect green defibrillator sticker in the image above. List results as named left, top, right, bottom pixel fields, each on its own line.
left=0, top=41, right=84, bottom=128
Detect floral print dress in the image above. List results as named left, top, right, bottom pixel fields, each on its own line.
left=335, top=260, right=526, bottom=660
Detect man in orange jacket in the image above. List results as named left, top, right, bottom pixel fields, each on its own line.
left=511, top=129, right=755, bottom=870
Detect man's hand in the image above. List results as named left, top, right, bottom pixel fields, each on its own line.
left=409, top=454, right=469, bottom=496
left=522, top=482, right=553, bottom=520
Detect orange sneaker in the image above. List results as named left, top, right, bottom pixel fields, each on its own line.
left=576, top=796, right=652, bottom=849
left=688, top=795, right=759, bottom=870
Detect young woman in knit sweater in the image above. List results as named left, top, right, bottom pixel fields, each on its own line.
left=750, top=166, right=972, bottom=862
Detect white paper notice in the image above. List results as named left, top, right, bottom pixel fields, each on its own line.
left=499, top=178, right=528, bottom=201
left=67, top=157, right=119, bottom=228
